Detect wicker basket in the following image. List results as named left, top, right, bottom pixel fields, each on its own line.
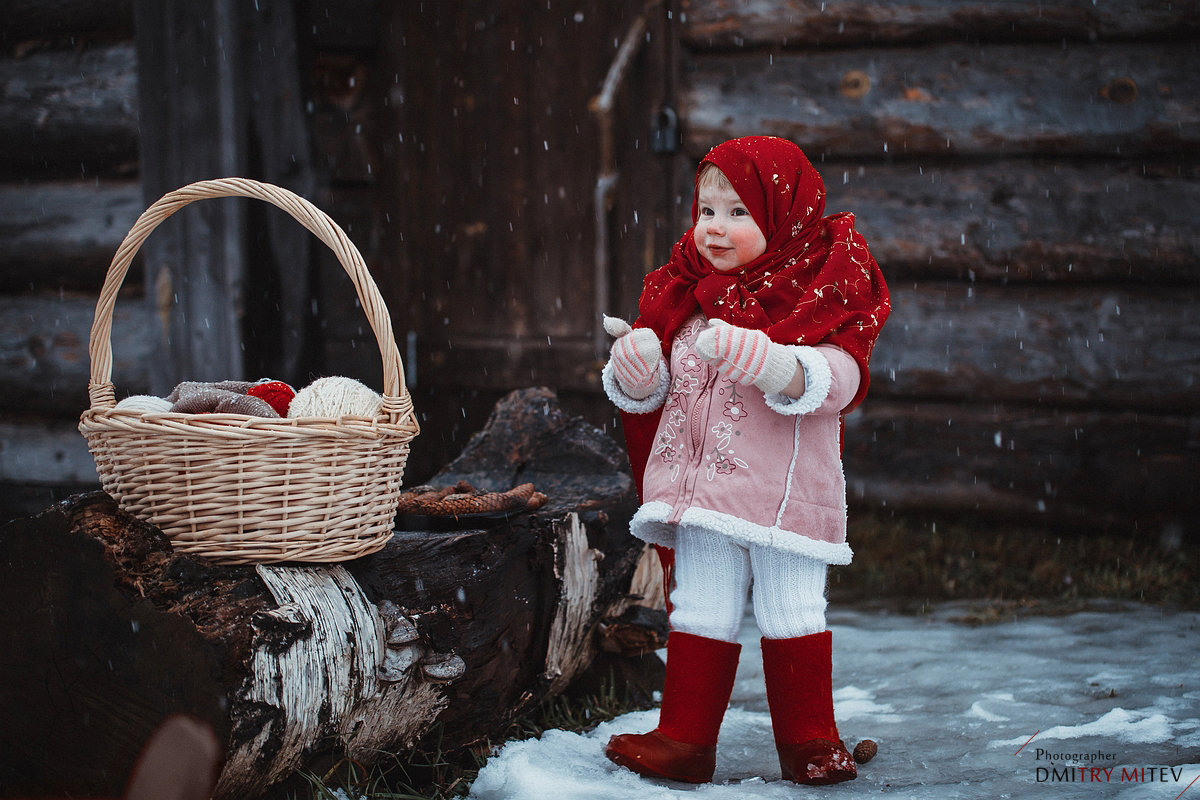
left=79, top=178, right=419, bottom=564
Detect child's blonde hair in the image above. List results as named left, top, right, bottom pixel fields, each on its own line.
left=697, top=163, right=733, bottom=192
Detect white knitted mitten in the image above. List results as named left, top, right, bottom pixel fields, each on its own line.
left=604, top=315, right=662, bottom=400
left=694, top=319, right=797, bottom=395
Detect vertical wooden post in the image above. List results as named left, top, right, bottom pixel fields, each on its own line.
left=133, top=0, right=315, bottom=392
left=134, top=0, right=247, bottom=392
left=242, top=0, right=316, bottom=384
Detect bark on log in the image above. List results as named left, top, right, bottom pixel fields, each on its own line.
left=681, top=0, right=1200, bottom=48
left=0, top=388, right=659, bottom=799
left=682, top=42, right=1200, bottom=159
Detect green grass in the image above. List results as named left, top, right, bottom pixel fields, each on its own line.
left=272, top=673, right=653, bottom=800
left=832, top=510, right=1199, bottom=613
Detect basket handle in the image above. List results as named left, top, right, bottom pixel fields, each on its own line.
left=87, top=177, right=411, bottom=423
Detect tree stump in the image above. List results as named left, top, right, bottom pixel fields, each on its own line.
left=0, top=388, right=663, bottom=798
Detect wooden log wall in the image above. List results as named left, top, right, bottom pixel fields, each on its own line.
left=0, top=1, right=394, bottom=520
left=676, top=0, right=1200, bottom=534
left=0, top=3, right=144, bottom=519
left=3, top=0, right=1197, bottom=538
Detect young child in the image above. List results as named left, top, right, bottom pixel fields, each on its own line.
left=601, top=136, right=890, bottom=785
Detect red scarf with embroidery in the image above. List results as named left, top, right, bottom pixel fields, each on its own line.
left=622, top=136, right=890, bottom=495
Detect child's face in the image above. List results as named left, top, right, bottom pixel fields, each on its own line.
left=694, top=183, right=767, bottom=272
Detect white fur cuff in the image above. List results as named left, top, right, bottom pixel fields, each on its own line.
left=764, top=345, right=834, bottom=416
left=602, top=358, right=669, bottom=413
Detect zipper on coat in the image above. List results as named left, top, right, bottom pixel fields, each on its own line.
left=673, top=368, right=718, bottom=515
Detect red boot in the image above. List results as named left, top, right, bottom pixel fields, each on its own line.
left=761, top=631, right=857, bottom=785
left=605, top=631, right=741, bottom=783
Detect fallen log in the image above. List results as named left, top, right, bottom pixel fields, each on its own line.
left=0, top=387, right=662, bottom=799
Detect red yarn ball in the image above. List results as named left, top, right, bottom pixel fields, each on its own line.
left=247, top=380, right=296, bottom=416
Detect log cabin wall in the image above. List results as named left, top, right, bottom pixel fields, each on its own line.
left=2, top=1, right=1198, bottom=541
left=0, top=2, right=142, bottom=518
left=0, top=0, right=384, bottom=519
left=672, top=0, right=1200, bottom=535
left=0, top=0, right=664, bottom=517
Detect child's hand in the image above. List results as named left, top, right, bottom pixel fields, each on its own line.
left=695, top=320, right=798, bottom=395
left=604, top=315, right=662, bottom=399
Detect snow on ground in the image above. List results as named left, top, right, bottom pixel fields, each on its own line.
left=470, top=603, right=1200, bottom=799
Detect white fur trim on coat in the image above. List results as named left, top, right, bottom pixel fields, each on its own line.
left=763, top=345, right=834, bottom=416
left=629, top=501, right=853, bottom=565
left=602, top=357, right=670, bottom=413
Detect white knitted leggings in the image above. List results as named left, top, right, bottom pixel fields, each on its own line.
left=668, top=526, right=828, bottom=643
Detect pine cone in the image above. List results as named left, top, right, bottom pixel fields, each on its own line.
left=396, top=481, right=545, bottom=516
left=852, top=739, right=878, bottom=764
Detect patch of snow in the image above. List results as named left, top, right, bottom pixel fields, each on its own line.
left=992, top=707, right=1175, bottom=747
left=968, top=700, right=1010, bottom=722
left=833, top=685, right=903, bottom=723
left=471, top=604, right=1200, bottom=800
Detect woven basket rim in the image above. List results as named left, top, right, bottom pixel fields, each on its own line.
left=80, top=178, right=419, bottom=564
left=85, top=177, right=413, bottom=427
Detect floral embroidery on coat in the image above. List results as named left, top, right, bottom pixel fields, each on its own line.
left=706, top=384, right=748, bottom=481
left=654, top=317, right=751, bottom=483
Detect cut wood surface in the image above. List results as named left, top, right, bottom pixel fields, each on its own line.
left=844, top=399, right=1200, bottom=530
left=681, top=0, right=1200, bottom=47
left=0, top=388, right=656, bottom=799
left=0, top=42, right=138, bottom=174
left=0, top=181, right=143, bottom=290
left=682, top=42, right=1200, bottom=159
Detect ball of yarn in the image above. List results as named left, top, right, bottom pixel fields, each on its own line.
left=166, top=380, right=253, bottom=403
left=114, top=394, right=172, bottom=413
left=214, top=393, right=280, bottom=417
left=287, top=376, right=382, bottom=419
left=247, top=380, right=296, bottom=416
left=170, top=386, right=238, bottom=415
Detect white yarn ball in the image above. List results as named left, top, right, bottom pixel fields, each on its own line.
left=287, top=376, right=382, bottom=419
left=114, top=394, right=172, bottom=413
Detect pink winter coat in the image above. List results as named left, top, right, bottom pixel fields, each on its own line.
left=603, top=315, right=862, bottom=565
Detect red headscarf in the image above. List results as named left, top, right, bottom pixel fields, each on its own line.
left=635, top=136, right=889, bottom=407
left=623, top=137, right=890, bottom=493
